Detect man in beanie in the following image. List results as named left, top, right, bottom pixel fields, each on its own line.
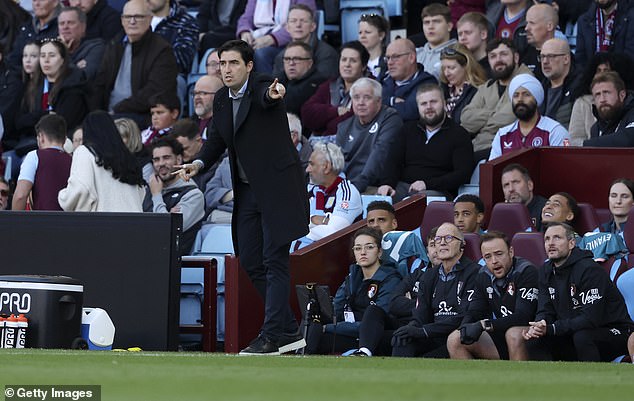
left=489, top=73, right=569, bottom=160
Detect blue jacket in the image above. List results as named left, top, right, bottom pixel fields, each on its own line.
left=381, top=64, right=436, bottom=121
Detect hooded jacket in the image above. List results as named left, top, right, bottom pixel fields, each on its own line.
left=584, top=91, right=634, bottom=146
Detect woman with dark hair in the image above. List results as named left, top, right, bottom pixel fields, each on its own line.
left=569, top=52, right=634, bottom=145
left=601, top=178, right=634, bottom=235
left=358, top=13, right=389, bottom=80
left=58, top=111, right=146, bottom=212
left=301, top=41, right=370, bottom=138
left=15, top=39, right=89, bottom=147
left=304, top=227, right=402, bottom=356
left=0, top=41, right=23, bottom=145
left=0, top=0, right=31, bottom=54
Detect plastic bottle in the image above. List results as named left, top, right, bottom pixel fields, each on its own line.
left=0, top=316, right=6, bottom=348
left=16, top=314, right=28, bottom=349
left=3, top=314, right=18, bottom=348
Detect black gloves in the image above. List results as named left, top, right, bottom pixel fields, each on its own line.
left=391, top=323, right=426, bottom=347
left=460, top=322, right=484, bottom=345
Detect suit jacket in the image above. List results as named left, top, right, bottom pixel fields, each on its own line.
left=198, top=72, right=310, bottom=252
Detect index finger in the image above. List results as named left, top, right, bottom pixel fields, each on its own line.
left=270, top=78, right=278, bottom=88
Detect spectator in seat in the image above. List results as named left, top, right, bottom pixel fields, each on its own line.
left=382, top=38, right=437, bottom=122
left=454, top=194, right=485, bottom=234
left=191, top=75, right=224, bottom=139
left=337, top=77, right=403, bottom=194
left=287, top=112, right=312, bottom=171
left=488, top=73, right=569, bottom=160
left=279, top=41, right=327, bottom=117
left=140, top=92, right=180, bottom=145
left=173, top=118, right=216, bottom=193
left=439, top=43, right=487, bottom=125
left=197, top=0, right=247, bottom=53
left=457, top=12, right=491, bottom=78
left=357, top=13, right=389, bottom=80
left=601, top=178, right=634, bottom=235
left=69, top=0, right=122, bottom=41
left=415, top=3, right=457, bottom=79
left=91, top=0, right=178, bottom=129
left=205, top=49, right=221, bottom=79
left=583, top=71, right=634, bottom=147
left=12, top=114, right=71, bottom=211
left=487, top=0, right=530, bottom=42
left=144, top=136, right=205, bottom=256
left=271, top=4, right=338, bottom=80
left=58, top=111, right=146, bottom=212
left=501, top=163, right=547, bottom=230
left=0, top=177, right=10, bottom=210
left=520, top=222, right=633, bottom=362
left=236, top=0, right=316, bottom=73
left=539, top=38, right=578, bottom=130
left=0, top=0, right=31, bottom=56
left=7, top=0, right=60, bottom=68
left=115, top=117, right=152, bottom=182
left=541, top=192, right=579, bottom=229
left=301, top=41, right=368, bottom=137
left=460, top=38, right=532, bottom=161
left=58, top=6, right=105, bottom=80
left=378, top=83, right=473, bottom=202
left=519, top=2, right=558, bottom=82
left=0, top=42, right=23, bottom=141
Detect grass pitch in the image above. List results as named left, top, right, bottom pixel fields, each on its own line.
left=0, top=349, right=632, bottom=401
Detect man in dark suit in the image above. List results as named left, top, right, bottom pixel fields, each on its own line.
left=176, top=40, right=310, bottom=355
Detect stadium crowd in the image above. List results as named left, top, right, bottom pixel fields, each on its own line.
left=1, top=0, right=634, bottom=361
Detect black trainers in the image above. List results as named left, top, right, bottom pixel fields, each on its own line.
left=278, top=332, right=306, bottom=354
left=238, top=335, right=280, bottom=356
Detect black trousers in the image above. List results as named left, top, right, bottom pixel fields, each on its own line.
left=359, top=304, right=400, bottom=356
left=234, top=182, right=298, bottom=341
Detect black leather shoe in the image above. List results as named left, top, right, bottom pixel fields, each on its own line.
left=238, top=335, right=280, bottom=356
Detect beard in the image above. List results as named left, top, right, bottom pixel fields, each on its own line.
left=491, top=61, right=516, bottom=81
left=421, top=110, right=445, bottom=127
left=513, top=100, right=538, bottom=121
left=596, top=103, right=624, bottom=122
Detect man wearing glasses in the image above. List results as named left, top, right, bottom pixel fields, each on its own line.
left=191, top=75, right=224, bottom=138
left=92, top=0, right=178, bottom=128
left=519, top=3, right=558, bottom=82
left=279, top=41, right=327, bottom=117
left=391, top=222, right=480, bottom=357
left=539, top=38, right=577, bottom=130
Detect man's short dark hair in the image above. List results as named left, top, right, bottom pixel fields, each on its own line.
left=502, top=163, right=532, bottom=182
left=480, top=230, right=510, bottom=249
left=421, top=3, right=451, bottom=23
left=554, top=191, right=579, bottom=224
left=591, top=71, right=626, bottom=93
left=340, top=40, right=370, bottom=67
left=35, top=114, right=67, bottom=144
left=151, top=135, right=183, bottom=157
left=171, top=119, right=200, bottom=140
left=285, top=41, right=313, bottom=58
left=288, top=3, right=315, bottom=21
left=486, top=37, right=518, bottom=55
left=60, top=6, right=87, bottom=24
left=454, top=194, right=485, bottom=214
left=149, top=92, right=181, bottom=112
left=544, top=221, right=576, bottom=241
left=219, top=39, right=255, bottom=65
left=426, top=226, right=439, bottom=244
left=367, top=200, right=395, bottom=216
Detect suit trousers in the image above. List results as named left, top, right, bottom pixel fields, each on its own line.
left=234, top=181, right=298, bottom=340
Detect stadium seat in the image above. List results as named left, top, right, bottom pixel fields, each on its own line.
left=185, top=48, right=216, bottom=116
left=420, top=201, right=454, bottom=241
left=575, top=203, right=600, bottom=234
left=1, top=154, right=11, bottom=182
left=385, top=0, right=403, bottom=16
left=511, top=232, right=547, bottom=267
left=616, top=268, right=634, bottom=320
left=622, top=208, right=634, bottom=267
left=361, top=194, right=392, bottom=218
left=180, top=256, right=217, bottom=352
left=487, top=202, right=535, bottom=240
left=462, top=232, right=482, bottom=263
left=339, top=0, right=388, bottom=43
left=595, top=208, right=612, bottom=228
left=600, top=256, right=629, bottom=283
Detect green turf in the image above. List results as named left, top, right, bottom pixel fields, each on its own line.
left=0, top=350, right=632, bottom=401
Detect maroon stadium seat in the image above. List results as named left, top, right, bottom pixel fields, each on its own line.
left=511, top=232, right=547, bottom=267
left=623, top=208, right=634, bottom=267
left=575, top=203, right=600, bottom=234
left=420, top=201, right=454, bottom=241
left=462, top=232, right=482, bottom=262
left=596, top=208, right=612, bottom=229
left=487, top=203, right=535, bottom=240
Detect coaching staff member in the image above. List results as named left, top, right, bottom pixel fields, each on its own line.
left=176, top=40, right=309, bottom=355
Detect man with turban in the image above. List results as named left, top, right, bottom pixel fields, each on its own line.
left=488, top=73, right=570, bottom=160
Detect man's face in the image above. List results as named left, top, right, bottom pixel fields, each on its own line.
left=33, top=0, right=59, bottom=20
left=540, top=42, right=569, bottom=82
left=0, top=181, right=9, bottom=210
left=286, top=8, right=315, bottom=42
left=150, top=104, right=178, bottom=130
left=193, top=77, right=218, bottom=119
left=175, top=136, right=203, bottom=163
left=435, top=224, right=463, bottom=262
left=352, top=85, right=382, bottom=124
left=422, top=15, right=452, bottom=46
left=481, top=238, right=514, bottom=279
left=366, top=209, right=397, bottom=234
left=152, top=146, right=182, bottom=183
left=385, top=41, right=416, bottom=81
left=501, top=169, right=533, bottom=204
left=220, top=50, right=253, bottom=91
left=416, top=89, right=445, bottom=127
left=58, top=10, right=86, bottom=43
left=305, top=150, right=329, bottom=186
left=121, top=1, right=152, bottom=42
left=596, top=0, right=617, bottom=10
left=426, top=237, right=441, bottom=266
left=544, top=225, right=575, bottom=266
left=457, top=21, right=487, bottom=53
left=541, top=194, right=574, bottom=224
left=69, top=0, right=97, bottom=14
left=525, top=7, right=551, bottom=47
left=592, top=81, right=626, bottom=122
left=512, top=87, right=538, bottom=121
left=488, top=44, right=517, bottom=81
left=283, top=46, right=313, bottom=80
left=454, top=201, right=483, bottom=233
left=147, top=0, right=169, bottom=14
